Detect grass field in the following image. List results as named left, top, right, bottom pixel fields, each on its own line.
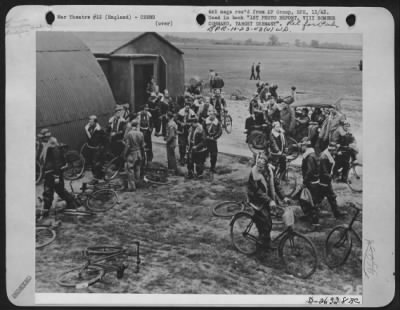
left=36, top=44, right=363, bottom=296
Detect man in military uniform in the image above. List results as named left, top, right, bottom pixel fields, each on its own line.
left=176, top=101, right=196, bottom=166
left=41, top=136, right=78, bottom=221
left=204, top=110, right=223, bottom=173
left=164, top=112, right=178, bottom=174
left=210, top=88, right=227, bottom=122
left=319, top=142, right=347, bottom=219
left=137, top=104, right=153, bottom=164
left=187, top=115, right=207, bottom=179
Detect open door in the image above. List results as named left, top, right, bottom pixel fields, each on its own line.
left=134, top=64, right=154, bottom=112
left=158, top=56, right=167, bottom=93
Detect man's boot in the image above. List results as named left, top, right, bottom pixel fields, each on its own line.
left=331, top=201, right=347, bottom=219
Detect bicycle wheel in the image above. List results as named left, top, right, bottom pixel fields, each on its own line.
left=56, top=265, right=105, bottom=288
left=230, top=212, right=260, bottom=255
left=279, top=231, right=318, bottom=279
left=347, top=163, right=362, bottom=193
left=36, top=226, right=56, bottom=249
left=62, top=209, right=94, bottom=217
left=212, top=201, right=244, bottom=218
left=36, top=160, right=42, bottom=184
left=104, top=157, right=123, bottom=181
left=248, top=130, right=268, bottom=154
left=279, top=165, right=298, bottom=197
left=224, top=114, right=233, bottom=134
left=86, top=189, right=118, bottom=212
left=324, top=225, right=353, bottom=268
left=85, top=246, right=124, bottom=256
left=286, top=137, right=300, bottom=162
left=64, top=150, right=85, bottom=180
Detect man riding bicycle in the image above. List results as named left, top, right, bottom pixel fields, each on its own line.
left=247, top=155, right=290, bottom=249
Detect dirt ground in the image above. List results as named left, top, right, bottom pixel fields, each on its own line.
left=36, top=142, right=362, bottom=294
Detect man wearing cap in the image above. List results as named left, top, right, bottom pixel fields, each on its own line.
left=83, top=116, right=102, bottom=167
left=187, top=115, right=207, bottom=178
left=295, top=108, right=310, bottom=141
left=319, top=142, right=347, bottom=219
left=269, top=121, right=287, bottom=175
left=108, top=106, right=128, bottom=156
left=146, top=76, right=157, bottom=96
left=299, top=140, right=321, bottom=225
left=137, top=104, right=153, bottom=163
left=37, top=128, right=52, bottom=161
left=198, top=97, right=211, bottom=125
left=176, top=102, right=196, bottom=166
left=269, top=84, right=278, bottom=100
left=210, top=89, right=227, bottom=122
left=331, top=120, right=358, bottom=182
left=41, top=136, right=78, bottom=221
left=318, top=107, right=345, bottom=151
left=164, top=112, right=178, bottom=174
left=124, top=120, right=145, bottom=191
left=158, top=94, right=170, bottom=137
left=204, top=109, right=223, bottom=173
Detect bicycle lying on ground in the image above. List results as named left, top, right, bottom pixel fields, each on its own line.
left=324, top=203, right=362, bottom=268
left=229, top=201, right=318, bottom=279
left=56, top=243, right=141, bottom=289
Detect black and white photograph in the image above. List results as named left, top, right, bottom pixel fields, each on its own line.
left=5, top=5, right=395, bottom=306
left=34, top=30, right=363, bottom=294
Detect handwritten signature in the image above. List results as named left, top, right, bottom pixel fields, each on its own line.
left=6, top=18, right=45, bottom=36
left=364, top=239, right=378, bottom=278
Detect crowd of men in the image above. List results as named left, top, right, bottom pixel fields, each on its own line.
left=37, top=74, right=359, bottom=248
left=244, top=81, right=359, bottom=246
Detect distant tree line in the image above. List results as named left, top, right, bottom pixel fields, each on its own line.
left=164, top=34, right=361, bottom=50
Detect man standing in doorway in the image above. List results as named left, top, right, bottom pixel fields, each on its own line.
left=255, top=62, right=261, bottom=80
left=250, top=63, right=256, bottom=80
left=164, top=112, right=178, bottom=174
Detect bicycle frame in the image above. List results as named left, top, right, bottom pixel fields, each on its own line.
left=347, top=206, right=362, bottom=244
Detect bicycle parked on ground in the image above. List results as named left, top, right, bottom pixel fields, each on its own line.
left=56, top=243, right=141, bottom=289
left=229, top=201, right=318, bottom=279
left=324, top=203, right=362, bottom=268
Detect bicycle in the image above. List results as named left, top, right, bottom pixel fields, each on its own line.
left=230, top=201, right=318, bottom=279
left=56, top=243, right=141, bottom=289
left=143, top=161, right=170, bottom=185
left=68, top=181, right=120, bottom=213
left=221, top=110, right=233, bottom=134
left=324, top=203, right=362, bottom=268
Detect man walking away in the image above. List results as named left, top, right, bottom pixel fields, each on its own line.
left=187, top=115, right=207, bottom=179
left=204, top=110, right=223, bottom=173
left=250, top=63, right=256, bottom=80
left=255, top=62, right=261, bottom=80
left=164, top=112, right=178, bottom=175
left=124, top=120, right=145, bottom=191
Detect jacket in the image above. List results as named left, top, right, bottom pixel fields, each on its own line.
left=124, top=130, right=145, bottom=156
left=319, top=149, right=335, bottom=186
left=188, top=123, right=207, bottom=153
left=165, top=119, right=178, bottom=147
left=204, top=117, right=222, bottom=140
left=269, top=131, right=286, bottom=155
left=43, top=146, right=66, bottom=173
left=301, top=148, right=320, bottom=185
left=247, top=167, right=285, bottom=205
left=279, top=105, right=296, bottom=134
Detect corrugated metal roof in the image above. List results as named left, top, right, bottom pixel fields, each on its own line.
left=72, top=31, right=184, bottom=55
left=37, top=31, right=90, bottom=52
left=37, top=32, right=115, bottom=129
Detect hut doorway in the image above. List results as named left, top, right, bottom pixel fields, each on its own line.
left=134, top=63, right=154, bottom=111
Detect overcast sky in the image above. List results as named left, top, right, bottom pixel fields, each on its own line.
left=160, top=32, right=362, bottom=46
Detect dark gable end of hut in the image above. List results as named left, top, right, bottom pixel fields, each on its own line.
left=36, top=31, right=116, bottom=151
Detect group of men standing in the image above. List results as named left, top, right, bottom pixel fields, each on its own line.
left=250, top=62, right=262, bottom=80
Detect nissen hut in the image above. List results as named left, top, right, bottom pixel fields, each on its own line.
left=74, top=32, right=185, bottom=112
left=36, top=31, right=116, bottom=150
